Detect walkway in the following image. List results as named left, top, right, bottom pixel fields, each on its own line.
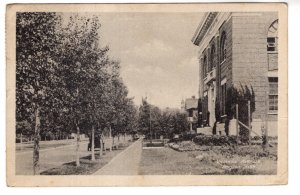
left=93, top=138, right=142, bottom=175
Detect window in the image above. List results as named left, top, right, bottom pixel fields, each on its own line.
left=210, top=44, right=216, bottom=71
left=269, top=77, right=278, bottom=112
left=188, top=109, right=193, bottom=117
left=267, top=20, right=278, bottom=52
left=220, top=31, right=227, bottom=62
left=267, top=37, right=276, bottom=51
left=203, top=55, right=207, bottom=77
left=221, top=82, right=227, bottom=115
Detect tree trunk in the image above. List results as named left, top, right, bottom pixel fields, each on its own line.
left=33, top=106, right=40, bottom=175
left=109, top=125, right=112, bottom=138
left=116, top=134, right=119, bottom=149
left=99, top=134, right=103, bottom=157
left=91, top=125, right=95, bottom=161
left=109, top=125, right=112, bottom=151
left=76, top=123, right=80, bottom=166
left=20, top=133, right=23, bottom=150
left=99, top=139, right=103, bottom=157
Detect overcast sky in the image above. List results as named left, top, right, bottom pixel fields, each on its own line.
left=97, top=12, right=204, bottom=109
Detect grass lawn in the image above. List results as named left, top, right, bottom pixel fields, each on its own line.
left=40, top=142, right=132, bottom=175
left=139, top=144, right=277, bottom=175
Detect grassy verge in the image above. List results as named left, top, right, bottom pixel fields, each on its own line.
left=139, top=143, right=277, bottom=175
left=40, top=142, right=132, bottom=175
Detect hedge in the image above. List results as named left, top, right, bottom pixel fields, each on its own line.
left=193, top=135, right=237, bottom=146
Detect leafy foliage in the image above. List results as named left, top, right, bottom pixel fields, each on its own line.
left=225, top=84, right=256, bottom=141
left=16, top=13, right=137, bottom=139
left=16, top=12, right=62, bottom=135
left=16, top=12, right=138, bottom=170
left=138, top=98, right=189, bottom=139
left=193, top=135, right=237, bottom=146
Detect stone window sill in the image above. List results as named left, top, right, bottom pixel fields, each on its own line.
left=268, top=111, right=278, bottom=115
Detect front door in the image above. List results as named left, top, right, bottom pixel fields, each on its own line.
left=207, top=82, right=216, bottom=126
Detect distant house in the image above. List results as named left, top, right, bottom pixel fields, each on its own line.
left=71, top=133, right=86, bottom=140
left=192, top=12, right=278, bottom=136
left=183, top=96, right=198, bottom=130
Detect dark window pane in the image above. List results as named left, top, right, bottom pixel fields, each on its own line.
left=269, top=95, right=278, bottom=111
left=268, top=77, right=278, bottom=111
left=269, top=77, right=278, bottom=82
left=267, top=37, right=275, bottom=43
left=267, top=46, right=275, bottom=51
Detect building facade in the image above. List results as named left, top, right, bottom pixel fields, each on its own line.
left=192, top=12, right=278, bottom=136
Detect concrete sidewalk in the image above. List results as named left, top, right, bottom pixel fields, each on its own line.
left=93, top=139, right=142, bottom=175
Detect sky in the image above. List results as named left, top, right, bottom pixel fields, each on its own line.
left=97, top=12, right=204, bottom=109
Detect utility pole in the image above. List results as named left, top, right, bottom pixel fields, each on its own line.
left=248, top=100, right=251, bottom=145
left=146, top=93, right=152, bottom=143
left=264, top=91, right=269, bottom=150
left=236, top=104, right=239, bottom=145
left=149, top=96, right=152, bottom=143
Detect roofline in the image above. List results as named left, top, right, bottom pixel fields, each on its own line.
left=191, top=13, right=209, bottom=45
left=191, top=12, right=218, bottom=46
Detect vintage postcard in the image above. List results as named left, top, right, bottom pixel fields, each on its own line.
left=6, top=3, right=288, bottom=186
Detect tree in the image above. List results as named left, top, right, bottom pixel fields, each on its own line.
left=16, top=12, right=62, bottom=174
left=137, top=99, right=189, bottom=139
left=172, top=111, right=189, bottom=136
left=17, top=12, right=142, bottom=170
left=122, top=102, right=139, bottom=134
left=138, top=98, right=151, bottom=138
left=58, top=14, right=138, bottom=161
left=225, top=84, right=255, bottom=142
left=90, top=65, right=128, bottom=158
left=58, top=14, right=111, bottom=164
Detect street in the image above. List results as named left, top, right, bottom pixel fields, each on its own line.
left=16, top=140, right=89, bottom=175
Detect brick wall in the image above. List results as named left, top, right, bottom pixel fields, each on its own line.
left=268, top=53, right=278, bottom=71
left=196, top=12, right=278, bottom=136
left=198, top=17, right=233, bottom=123
left=219, top=17, right=233, bottom=89
left=231, top=12, right=278, bottom=120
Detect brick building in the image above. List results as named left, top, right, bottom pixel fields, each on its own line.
left=192, top=12, right=278, bottom=136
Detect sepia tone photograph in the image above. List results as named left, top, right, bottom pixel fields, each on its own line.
left=6, top=3, right=287, bottom=186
